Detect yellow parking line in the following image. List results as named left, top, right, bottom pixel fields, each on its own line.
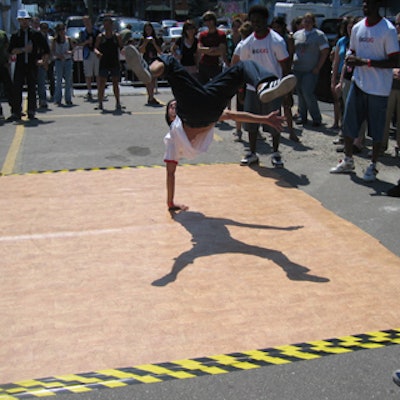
left=39, top=111, right=165, bottom=119
left=1, top=122, right=25, bottom=176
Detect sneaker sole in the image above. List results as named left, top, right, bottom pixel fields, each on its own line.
left=240, top=159, right=259, bottom=166
left=259, top=75, right=297, bottom=103
left=125, top=45, right=152, bottom=84
left=272, top=160, right=284, bottom=168
left=329, top=167, right=355, bottom=174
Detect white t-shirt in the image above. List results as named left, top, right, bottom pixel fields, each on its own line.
left=239, top=29, right=289, bottom=90
left=163, top=116, right=214, bottom=164
left=233, top=39, right=244, bottom=57
left=350, top=17, right=399, bottom=96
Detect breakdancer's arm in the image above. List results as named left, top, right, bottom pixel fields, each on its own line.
left=219, top=109, right=285, bottom=132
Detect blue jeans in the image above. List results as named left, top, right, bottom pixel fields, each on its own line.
left=158, top=55, right=276, bottom=127
left=294, top=70, right=321, bottom=123
left=54, top=59, right=73, bottom=103
left=343, top=82, right=388, bottom=143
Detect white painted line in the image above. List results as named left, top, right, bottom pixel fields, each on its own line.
left=0, top=227, right=143, bottom=242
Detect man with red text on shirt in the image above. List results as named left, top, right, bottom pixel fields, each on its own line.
left=239, top=5, right=291, bottom=167
left=330, top=0, right=400, bottom=181
left=197, top=11, right=227, bottom=84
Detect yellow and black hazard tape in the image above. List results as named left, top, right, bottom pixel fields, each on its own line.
left=0, top=163, right=234, bottom=177
left=3, top=165, right=163, bottom=176
left=1, top=328, right=400, bottom=399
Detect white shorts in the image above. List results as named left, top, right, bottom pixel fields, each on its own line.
left=83, top=51, right=99, bottom=78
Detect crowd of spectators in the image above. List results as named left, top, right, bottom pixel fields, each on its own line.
left=0, top=4, right=399, bottom=195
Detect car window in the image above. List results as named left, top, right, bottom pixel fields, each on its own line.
left=66, top=18, right=84, bottom=28
left=170, top=27, right=182, bottom=36
left=131, top=21, right=145, bottom=32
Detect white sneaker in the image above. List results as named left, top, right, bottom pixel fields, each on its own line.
left=271, top=151, right=284, bottom=168
left=240, top=152, right=259, bottom=166
left=393, top=370, right=400, bottom=387
left=330, top=158, right=355, bottom=173
left=363, top=162, right=378, bottom=182
left=124, top=45, right=152, bottom=84
left=258, top=75, right=297, bottom=103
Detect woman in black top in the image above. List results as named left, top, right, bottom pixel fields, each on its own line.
left=171, top=20, right=198, bottom=77
left=139, top=22, right=163, bottom=105
left=95, top=16, right=123, bottom=111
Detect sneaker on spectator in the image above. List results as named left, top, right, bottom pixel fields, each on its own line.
left=333, top=136, right=344, bottom=145
left=6, top=114, right=20, bottom=122
left=84, top=92, right=92, bottom=101
left=363, top=163, right=378, bottom=182
left=125, top=45, right=152, bottom=84
left=330, top=158, right=355, bottom=173
left=147, top=97, right=161, bottom=106
left=393, top=370, right=400, bottom=387
left=240, top=152, right=259, bottom=166
left=258, top=75, right=297, bottom=103
left=271, top=151, right=284, bottom=168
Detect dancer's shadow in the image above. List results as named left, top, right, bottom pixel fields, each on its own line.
left=152, top=211, right=329, bottom=287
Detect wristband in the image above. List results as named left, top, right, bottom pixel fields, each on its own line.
left=168, top=202, right=174, bottom=208
left=367, top=59, right=372, bottom=67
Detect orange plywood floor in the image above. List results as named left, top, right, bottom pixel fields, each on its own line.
left=0, top=165, right=399, bottom=384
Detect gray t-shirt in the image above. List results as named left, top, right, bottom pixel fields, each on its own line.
left=293, top=28, right=329, bottom=72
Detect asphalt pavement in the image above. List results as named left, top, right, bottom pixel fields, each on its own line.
left=0, top=84, right=399, bottom=400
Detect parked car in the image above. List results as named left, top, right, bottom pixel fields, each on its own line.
left=65, top=16, right=84, bottom=29
left=66, top=26, right=84, bottom=41
left=117, top=17, right=141, bottom=30
left=160, top=19, right=177, bottom=30
left=162, top=26, right=183, bottom=53
left=40, top=20, right=62, bottom=36
left=115, top=18, right=145, bottom=45
left=151, top=21, right=163, bottom=37
left=65, top=15, right=85, bottom=40
left=95, top=13, right=120, bottom=30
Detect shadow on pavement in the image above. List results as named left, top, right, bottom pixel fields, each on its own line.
left=152, top=211, right=329, bottom=287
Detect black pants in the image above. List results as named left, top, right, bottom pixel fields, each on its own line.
left=13, top=63, right=38, bottom=117
left=48, top=61, right=55, bottom=97
left=159, top=55, right=276, bottom=127
left=0, top=64, right=15, bottom=114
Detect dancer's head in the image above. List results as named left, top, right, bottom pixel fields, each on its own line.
left=165, top=99, right=177, bottom=126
